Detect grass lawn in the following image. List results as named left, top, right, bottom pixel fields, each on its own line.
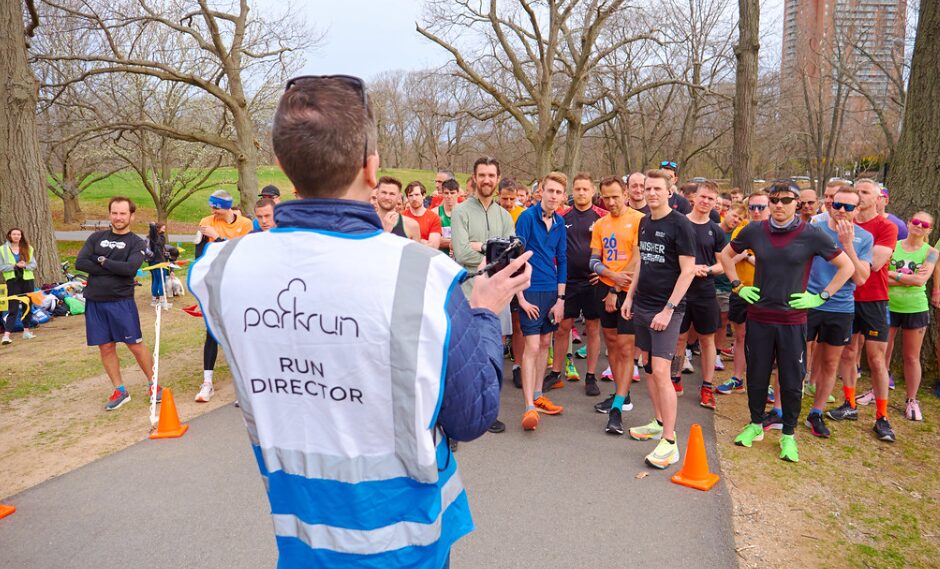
left=50, top=166, right=464, bottom=232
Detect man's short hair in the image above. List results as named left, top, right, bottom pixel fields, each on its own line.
left=542, top=171, right=568, bottom=190
left=498, top=178, right=516, bottom=192
left=211, top=189, right=233, bottom=202
left=272, top=77, right=376, bottom=199
left=441, top=178, right=459, bottom=192
left=825, top=179, right=852, bottom=191
left=833, top=186, right=859, bottom=199
left=108, top=196, right=137, bottom=214
left=747, top=190, right=768, bottom=201
left=437, top=168, right=455, bottom=180
left=405, top=181, right=427, bottom=196
left=376, top=176, right=402, bottom=191
left=729, top=203, right=747, bottom=216
left=680, top=182, right=699, bottom=196
left=645, top=169, right=672, bottom=188
left=573, top=172, right=593, bottom=184
left=854, top=178, right=881, bottom=191
left=599, top=175, right=624, bottom=192
left=255, top=198, right=276, bottom=210
left=719, top=192, right=731, bottom=200
left=697, top=180, right=720, bottom=194
left=625, top=171, right=645, bottom=186
left=473, top=156, right=501, bottom=176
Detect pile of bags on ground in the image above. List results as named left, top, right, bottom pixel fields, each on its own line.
left=0, top=282, right=85, bottom=332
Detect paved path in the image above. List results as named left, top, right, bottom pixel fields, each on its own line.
left=0, top=358, right=737, bottom=568
left=56, top=230, right=193, bottom=243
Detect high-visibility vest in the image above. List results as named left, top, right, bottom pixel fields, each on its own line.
left=0, top=243, right=34, bottom=282
left=189, top=228, right=472, bottom=569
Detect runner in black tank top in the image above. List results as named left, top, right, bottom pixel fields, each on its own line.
left=391, top=213, right=407, bottom=238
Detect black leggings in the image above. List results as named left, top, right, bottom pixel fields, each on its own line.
left=204, top=331, right=218, bottom=371
left=744, top=320, right=806, bottom=435
left=4, top=277, right=34, bottom=331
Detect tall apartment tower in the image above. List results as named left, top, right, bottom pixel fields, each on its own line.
left=781, top=0, right=907, bottom=119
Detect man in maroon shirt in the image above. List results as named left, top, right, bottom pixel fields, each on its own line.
left=828, top=179, right=899, bottom=442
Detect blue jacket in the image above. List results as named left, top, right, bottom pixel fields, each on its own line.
left=514, top=204, right=567, bottom=292
left=275, top=198, right=502, bottom=441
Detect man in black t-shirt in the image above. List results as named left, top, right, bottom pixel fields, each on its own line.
left=75, top=197, right=157, bottom=411
left=675, top=182, right=726, bottom=411
left=550, top=173, right=608, bottom=395
left=626, top=172, right=650, bottom=215
left=659, top=160, right=691, bottom=214
left=719, top=181, right=854, bottom=463
left=623, top=170, right=696, bottom=470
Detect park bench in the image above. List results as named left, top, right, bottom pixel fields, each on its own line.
left=79, top=220, right=110, bottom=230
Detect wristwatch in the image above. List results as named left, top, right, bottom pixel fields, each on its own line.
left=820, top=291, right=831, bottom=301
left=730, top=279, right=742, bottom=293
left=665, top=302, right=676, bottom=311
left=97, top=256, right=106, bottom=264
left=557, top=294, right=566, bottom=300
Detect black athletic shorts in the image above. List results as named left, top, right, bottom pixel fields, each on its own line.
left=597, top=284, right=634, bottom=334
left=806, top=309, right=853, bottom=347
left=563, top=281, right=601, bottom=321
left=633, top=305, right=685, bottom=361
left=680, top=296, right=721, bottom=335
left=852, top=300, right=889, bottom=342
left=889, top=310, right=930, bottom=330
left=728, top=294, right=748, bottom=324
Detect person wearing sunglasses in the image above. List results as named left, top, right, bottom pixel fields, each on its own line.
left=877, top=188, right=908, bottom=240
left=829, top=179, right=899, bottom=443
left=799, top=189, right=819, bottom=223
left=718, top=181, right=853, bottom=462
left=189, top=75, right=534, bottom=569
left=658, top=160, right=692, bottom=214
left=880, top=212, right=938, bottom=421
left=715, top=192, right=768, bottom=396
left=802, top=186, right=872, bottom=439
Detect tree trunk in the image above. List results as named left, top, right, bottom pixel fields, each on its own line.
left=232, top=106, right=259, bottom=214
left=62, top=192, right=83, bottom=224
left=731, top=0, right=759, bottom=192
left=562, top=110, right=585, bottom=183
left=886, top=1, right=939, bottom=377
left=0, top=2, right=60, bottom=283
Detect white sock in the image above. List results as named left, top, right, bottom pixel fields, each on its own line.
left=203, top=370, right=214, bottom=384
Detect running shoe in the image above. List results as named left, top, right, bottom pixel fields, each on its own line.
left=734, top=423, right=764, bottom=447
left=105, top=389, right=130, bottom=411
left=22, top=330, right=35, bottom=340
left=1, top=334, right=10, bottom=345
left=779, top=434, right=799, bottom=462
left=622, top=392, right=633, bottom=411
left=633, top=364, right=640, bottom=381
left=594, top=394, right=615, bottom=414
left=148, top=383, right=163, bottom=404
left=534, top=395, right=563, bottom=415
left=689, top=341, right=701, bottom=356
left=714, top=357, right=725, bottom=371
left=195, top=381, right=215, bottom=403
left=584, top=374, right=600, bottom=396
left=571, top=328, right=583, bottom=344
left=672, top=377, right=684, bottom=396
left=575, top=345, right=587, bottom=359
left=767, top=387, right=775, bottom=404
left=888, top=373, right=895, bottom=390
left=716, top=377, right=744, bottom=395
left=488, top=419, right=506, bottom=433
left=542, top=371, right=564, bottom=392
left=565, top=356, right=580, bottom=381
left=522, top=410, right=539, bottom=431
left=826, top=401, right=858, bottom=421
left=761, top=410, right=783, bottom=431
left=645, top=438, right=680, bottom=469
left=699, top=386, right=716, bottom=410
left=802, top=382, right=836, bottom=403
left=905, top=399, right=923, bottom=421
left=512, top=366, right=522, bottom=389
left=600, top=366, right=613, bottom=381
left=719, top=347, right=734, bottom=359
left=856, top=390, right=875, bottom=406
left=682, top=349, right=694, bottom=374
left=805, top=413, right=830, bottom=438
left=873, top=417, right=896, bottom=442
left=606, top=407, right=624, bottom=435
left=629, top=419, right=663, bottom=441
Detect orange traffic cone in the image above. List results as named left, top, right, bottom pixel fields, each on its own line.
left=671, top=423, right=720, bottom=491
left=149, top=387, right=189, bottom=439
left=0, top=504, right=15, bottom=520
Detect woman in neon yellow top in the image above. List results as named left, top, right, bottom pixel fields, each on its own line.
left=886, top=211, right=938, bottom=421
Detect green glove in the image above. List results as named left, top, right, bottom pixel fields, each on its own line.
left=737, top=286, right=760, bottom=304
left=789, top=291, right=825, bottom=309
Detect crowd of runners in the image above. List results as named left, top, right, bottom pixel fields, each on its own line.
left=372, top=160, right=939, bottom=467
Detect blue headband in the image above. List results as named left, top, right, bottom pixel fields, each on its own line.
left=208, top=195, right=233, bottom=209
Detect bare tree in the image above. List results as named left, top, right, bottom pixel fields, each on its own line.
left=37, top=0, right=311, bottom=209
left=731, top=0, right=758, bottom=191
left=0, top=0, right=60, bottom=283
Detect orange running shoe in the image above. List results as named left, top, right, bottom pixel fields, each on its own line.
left=522, top=409, right=540, bottom=430
left=699, top=386, right=716, bottom=410
left=534, top=395, right=564, bottom=415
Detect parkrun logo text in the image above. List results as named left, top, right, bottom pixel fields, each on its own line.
left=243, top=278, right=360, bottom=337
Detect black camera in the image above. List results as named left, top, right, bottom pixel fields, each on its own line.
left=483, top=236, right=525, bottom=277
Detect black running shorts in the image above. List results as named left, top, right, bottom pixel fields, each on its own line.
left=806, top=309, right=853, bottom=346
left=597, top=284, right=634, bottom=334
left=852, top=300, right=889, bottom=342
left=680, top=296, right=721, bottom=335
left=563, top=281, right=602, bottom=321
left=728, top=294, right=748, bottom=324
left=889, top=310, right=930, bottom=330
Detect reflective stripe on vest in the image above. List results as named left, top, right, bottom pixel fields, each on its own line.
left=188, top=229, right=472, bottom=565
left=0, top=244, right=33, bottom=282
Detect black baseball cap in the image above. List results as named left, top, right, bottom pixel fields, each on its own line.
left=259, top=185, right=281, bottom=197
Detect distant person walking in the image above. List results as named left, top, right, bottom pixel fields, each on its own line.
left=147, top=222, right=168, bottom=306
left=0, top=228, right=38, bottom=344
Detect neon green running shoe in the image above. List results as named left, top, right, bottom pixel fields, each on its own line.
left=575, top=345, right=587, bottom=359
left=547, top=344, right=554, bottom=367
left=803, top=382, right=836, bottom=403
left=645, top=436, right=680, bottom=469
left=779, top=434, right=799, bottom=462
left=629, top=419, right=663, bottom=441
left=564, top=355, right=580, bottom=381
left=734, top=423, right=764, bottom=447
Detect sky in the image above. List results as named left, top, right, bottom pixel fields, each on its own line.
left=257, top=0, right=787, bottom=81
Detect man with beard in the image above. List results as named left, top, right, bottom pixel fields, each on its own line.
left=375, top=176, right=420, bottom=241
